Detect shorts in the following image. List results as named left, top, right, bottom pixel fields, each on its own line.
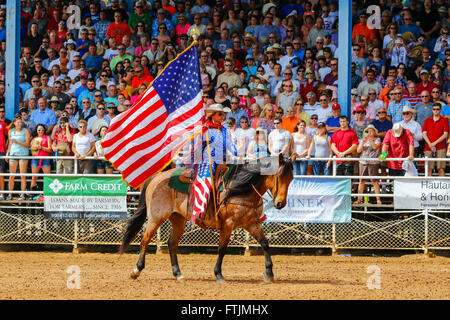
left=0, top=152, right=6, bottom=172
left=8, top=154, right=29, bottom=163
left=95, top=159, right=112, bottom=170
left=359, top=162, right=380, bottom=179
left=31, top=158, right=51, bottom=168
left=424, top=149, right=447, bottom=170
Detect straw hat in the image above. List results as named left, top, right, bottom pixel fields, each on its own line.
left=364, top=124, right=378, bottom=135
left=205, top=103, right=231, bottom=115
left=401, top=105, right=416, bottom=114
left=392, top=122, right=403, bottom=138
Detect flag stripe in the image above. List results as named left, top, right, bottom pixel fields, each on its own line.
left=102, top=43, right=205, bottom=189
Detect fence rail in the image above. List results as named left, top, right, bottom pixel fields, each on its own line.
left=0, top=155, right=449, bottom=253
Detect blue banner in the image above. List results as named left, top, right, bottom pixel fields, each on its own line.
left=264, top=178, right=352, bottom=223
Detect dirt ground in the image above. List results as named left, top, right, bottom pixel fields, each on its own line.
left=0, top=251, right=448, bottom=300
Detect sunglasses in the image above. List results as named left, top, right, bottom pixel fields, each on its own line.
left=274, top=122, right=281, bottom=124
left=310, top=117, right=318, bottom=120
left=378, top=111, right=386, bottom=114
left=432, top=108, right=441, bottom=111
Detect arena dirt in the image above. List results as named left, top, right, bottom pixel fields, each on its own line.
left=0, top=251, right=448, bottom=300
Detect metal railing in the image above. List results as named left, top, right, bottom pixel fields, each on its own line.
left=0, top=155, right=449, bottom=253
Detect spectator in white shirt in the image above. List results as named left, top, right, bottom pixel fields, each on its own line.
left=268, top=117, right=292, bottom=158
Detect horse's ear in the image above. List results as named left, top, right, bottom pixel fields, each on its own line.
left=291, top=153, right=297, bottom=164
left=278, top=153, right=285, bottom=167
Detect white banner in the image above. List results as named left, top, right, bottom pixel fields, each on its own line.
left=394, top=179, right=450, bottom=209
left=264, top=178, right=352, bottom=223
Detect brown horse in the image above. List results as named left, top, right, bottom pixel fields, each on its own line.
left=119, top=154, right=295, bottom=282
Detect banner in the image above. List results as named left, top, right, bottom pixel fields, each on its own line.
left=394, top=179, right=450, bottom=210
left=43, top=177, right=128, bottom=220
left=264, top=178, right=351, bottom=223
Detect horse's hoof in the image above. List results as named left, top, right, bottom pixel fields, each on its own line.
left=264, top=273, right=274, bottom=283
left=216, top=276, right=226, bottom=283
left=176, top=274, right=184, bottom=282
left=130, top=268, right=141, bottom=280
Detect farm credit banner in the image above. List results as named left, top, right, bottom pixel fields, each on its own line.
left=394, top=179, right=450, bottom=210
left=264, top=178, right=351, bottom=223
left=43, top=177, right=128, bottom=220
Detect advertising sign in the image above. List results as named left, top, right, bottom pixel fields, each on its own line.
left=264, top=178, right=352, bottom=223
left=43, top=177, right=128, bottom=219
left=394, top=179, right=450, bottom=210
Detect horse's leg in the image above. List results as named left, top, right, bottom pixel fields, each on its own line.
left=214, top=224, right=232, bottom=283
left=245, top=222, right=274, bottom=282
left=130, top=219, right=163, bottom=279
left=168, top=212, right=186, bottom=281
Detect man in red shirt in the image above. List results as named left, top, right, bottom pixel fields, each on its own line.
left=331, top=116, right=359, bottom=175
left=106, top=11, right=131, bottom=45
left=351, top=11, right=375, bottom=46
left=381, top=123, right=415, bottom=176
left=131, top=65, right=154, bottom=96
left=422, top=103, right=449, bottom=176
left=416, top=69, right=437, bottom=96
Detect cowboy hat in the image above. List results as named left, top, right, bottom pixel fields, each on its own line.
left=401, top=105, right=416, bottom=114
left=392, top=122, right=403, bottom=138
left=205, top=103, right=231, bottom=115
left=256, top=84, right=267, bottom=91
left=364, top=124, right=378, bottom=135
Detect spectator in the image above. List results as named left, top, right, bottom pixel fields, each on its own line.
left=268, top=117, right=292, bottom=158
left=422, top=103, right=449, bottom=176
left=325, top=103, right=341, bottom=137
left=282, top=106, right=300, bottom=134
left=355, top=125, right=382, bottom=205
left=331, top=116, right=359, bottom=176
left=30, top=97, right=57, bottom=135
left=307, top=122, right=332, bottom=175
left=398, top=105, right=423, bottom=157
left=352, top=11, right=375, bottom=46
left=381, top=122, right=415, bottom=176
left=226, top=96, right=248, bottom=128
left=235, top=116, right=255, bottom=158
left=246, top=127, right=270, bottom=160
left=372, top=107, right=393, bottom=141
left=87, top=103, right=111, bottom=133
left=5, top=116, right=30, bottom=200
left=94, top=125, right=114, bottom=175
left=316, top=93, right=332, bottom=123
left=403, top=81, right=422, bottom=108
left=216, top=58, right=242, bottom=89
left=294, top=98, right=310, bottom=126
left=387, top=87, right=413, bottom=123
left=416, top=69, right=438, bottom=96
left=72, top=119, right=96, bottom=174
left=303, top=91, right=320, bottom=117
left=415, top=90, right=434, bottom=127
left=106, top=11, right=131, bottom=46
left=291, top=120, right=310, bottom=175
left=356, top=69, right=382, bottom=96
left=276, top=79, right=300, bottom=114
left=359, top=94, right=376, bottom=122
left=51, top=116, right=75, bottom=174
left=351, top=105, right=370, bottom=141
left=29, top=124, right=52, bottom=197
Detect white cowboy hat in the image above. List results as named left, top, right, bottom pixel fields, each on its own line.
left=392, top=122, right=403, bottom=138
left=205, top=103, right=231, bottom=114
left=256, top=84, right=267, bottom=91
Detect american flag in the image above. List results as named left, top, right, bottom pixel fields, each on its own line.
left=101, top=44, right=205, bottom=188
left=191, top=162, right=215, bottom=221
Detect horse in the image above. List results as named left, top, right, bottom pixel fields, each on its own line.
left=119, top=153, right=296, bottom=283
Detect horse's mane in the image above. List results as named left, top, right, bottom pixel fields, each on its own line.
left=225, top=157, right=292, bottom=199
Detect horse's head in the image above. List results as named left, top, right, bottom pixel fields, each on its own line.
left=269, top=153, right=295, bottom=209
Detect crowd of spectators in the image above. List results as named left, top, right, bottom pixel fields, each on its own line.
left=0, top=0, right=449, bottom=201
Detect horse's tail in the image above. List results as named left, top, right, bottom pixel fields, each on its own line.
left=119, top=180, right=151, bottom=254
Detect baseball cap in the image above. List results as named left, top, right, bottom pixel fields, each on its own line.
left=353, top=105, right=366, bottom=113
left=332, top=103, right=341, bottom=110
left=317, top=122, right=326, bottom=127
left=80, top=73, right=89, bottom=78
left=420, top=69, right=429, bottom=75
